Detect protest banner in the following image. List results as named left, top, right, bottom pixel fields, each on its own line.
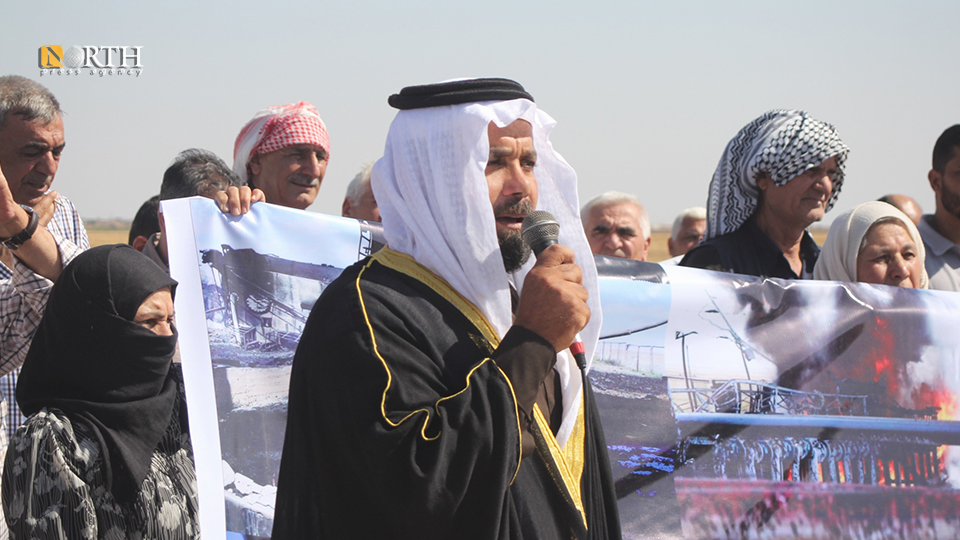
left=165, top=198, right=960, bottom=539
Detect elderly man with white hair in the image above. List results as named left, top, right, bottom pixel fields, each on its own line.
left=233, top=101, right=330, bottom=210
left=681, top=109, right=850, bottom=279
left=581, top=191, right=651, bottom=261
left=667, top=207, right=706, bottom=258
left=341, top=161, right=380, bottom=222
left=658, top=207, right=707, bottom=266
left=273, top=78, right=620, bottom=540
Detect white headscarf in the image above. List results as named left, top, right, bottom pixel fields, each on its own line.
left=814, top=201, right=928, bottom=288
left=372, top=97, right=601, bottom=447
left=706, top=109, right=850, bottom=240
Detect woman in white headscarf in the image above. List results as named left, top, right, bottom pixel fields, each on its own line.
left=814, top=201, right=928, bottom=288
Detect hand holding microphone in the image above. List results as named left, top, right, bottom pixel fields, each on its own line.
left=514, top=211, right=590, bottom=370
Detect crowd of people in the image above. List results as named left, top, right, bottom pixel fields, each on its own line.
left=572, top=108, right=956, bottom=298
left=0, top=72, right=957, bottom=538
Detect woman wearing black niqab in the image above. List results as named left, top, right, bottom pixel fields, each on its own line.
left=2, top=244, right=199, bottom=539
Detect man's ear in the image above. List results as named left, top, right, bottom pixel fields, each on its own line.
left=756, top=172, right=772, bottom=192
left=132, top=235, right=149, bottom=252
left=929, top=168, right=942, bottom=195
left=341, top=198, right=353, bottom=218
left=249, top=153, right=262, bottom=178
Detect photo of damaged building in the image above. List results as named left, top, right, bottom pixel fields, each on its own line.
left=199, top=244, right=347, bottom=538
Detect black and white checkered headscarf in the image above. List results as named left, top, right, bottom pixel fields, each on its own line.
left=705, top=109, right=850, bottom=240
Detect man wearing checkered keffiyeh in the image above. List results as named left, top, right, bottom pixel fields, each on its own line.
left=680, top=109, right=850, bottom=280
left=233, top=101, right=330, bottom=210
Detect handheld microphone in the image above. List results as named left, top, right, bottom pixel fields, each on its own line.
left=520, top=211, right=587, bottom=371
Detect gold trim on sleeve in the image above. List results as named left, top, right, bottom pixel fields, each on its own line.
left=358, top=248, right=524, bottom=481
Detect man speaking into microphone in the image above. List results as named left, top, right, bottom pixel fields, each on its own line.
left=273, top=78, right=620, bottom=540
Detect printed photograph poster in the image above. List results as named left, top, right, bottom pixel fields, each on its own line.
left=589, top=260, right=683, bottom=538
left=591, top=262, right=960, bottom=540
left=165, top=199, right=960, bottom=539
left=163, top=197, right=376, bottom=539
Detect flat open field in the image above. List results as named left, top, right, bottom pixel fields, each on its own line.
left=88, top=229, right=129, bottom=247
left=89, top=227, right=830, bottom=263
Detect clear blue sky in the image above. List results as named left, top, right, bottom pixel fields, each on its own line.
left=4, top=0, right=958, bottom=227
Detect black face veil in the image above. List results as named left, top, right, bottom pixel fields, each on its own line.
left=16, top=244, right=180, bottom=501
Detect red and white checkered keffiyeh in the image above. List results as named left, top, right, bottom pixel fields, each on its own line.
left=232, top=101, right=330, bottom=183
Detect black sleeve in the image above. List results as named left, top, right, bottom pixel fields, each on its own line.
left=492, top=325, right=557, bottom=457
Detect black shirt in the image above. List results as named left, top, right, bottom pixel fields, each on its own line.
left=679, top=216, right=821, bottom=279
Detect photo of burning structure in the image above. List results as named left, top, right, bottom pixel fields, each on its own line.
left=592, top=262, right=960, bottom=539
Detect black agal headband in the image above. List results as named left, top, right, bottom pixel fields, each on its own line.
left=388, top=78, right=534, bottom=110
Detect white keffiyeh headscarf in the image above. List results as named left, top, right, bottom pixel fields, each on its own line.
left=372, top=96, right=600, bottom=448
left=706, top=109, right=850, bottom=240
left=813, top=201, right=928, bottom=288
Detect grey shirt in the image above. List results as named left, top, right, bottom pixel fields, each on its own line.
left=918, top=214, right=960, bottom=292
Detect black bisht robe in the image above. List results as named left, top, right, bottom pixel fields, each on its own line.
left=272, top=249, right=620, bottom=539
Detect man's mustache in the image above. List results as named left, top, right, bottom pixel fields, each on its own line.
left=22, top=172, right=54, bottom=189
left=288, top=173, right=320, bottom=187
left=494, top=198, right=534, bottom=218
